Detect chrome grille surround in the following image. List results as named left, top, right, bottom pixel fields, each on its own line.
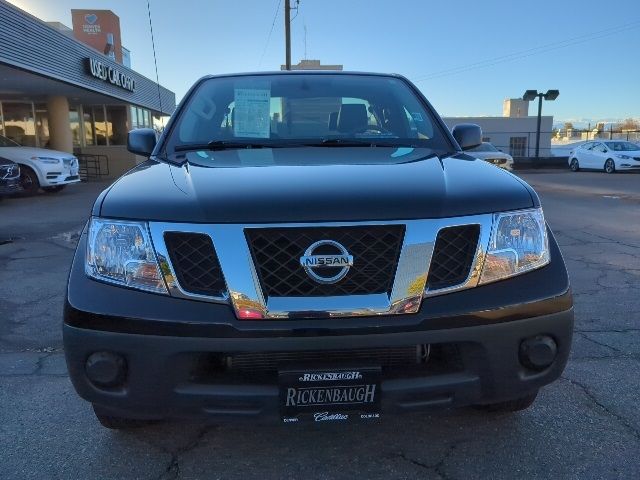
left=148, top=215, right=493, bottom=319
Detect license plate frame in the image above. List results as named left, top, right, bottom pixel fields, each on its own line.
left=279, top=366, right=381, bottom=423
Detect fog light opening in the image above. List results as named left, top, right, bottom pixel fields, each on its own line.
left=519, top=335, right=557, bottom=371
left=85, top=351, right=127, bottom=388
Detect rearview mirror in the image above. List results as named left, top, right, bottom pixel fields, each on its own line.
left=452, top=124, right=482, bottom=151
left=127, top=128, right=157, bottom=157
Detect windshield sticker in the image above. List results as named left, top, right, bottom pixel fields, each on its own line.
left=196, top=151, right=209, bottom=158
left=233, top=88, right=271, bottom=138
left=411, top=112, right=424, bottom=122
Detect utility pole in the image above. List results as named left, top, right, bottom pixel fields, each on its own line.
left=284, top=0, right=291, bottom=70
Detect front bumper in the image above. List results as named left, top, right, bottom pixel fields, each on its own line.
left=64, top=229, right=573, bottom=421
left=37, top=162, right=80, bottom=187
left=65, top=309, right=572, bottom=421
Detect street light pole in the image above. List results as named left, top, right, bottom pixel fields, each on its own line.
left=535, top=94, right=543, bottom=159
left=523, top=89, right=559, bottom=162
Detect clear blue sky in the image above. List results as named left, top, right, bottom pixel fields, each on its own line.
left=9, top=0, right=640, bottom=122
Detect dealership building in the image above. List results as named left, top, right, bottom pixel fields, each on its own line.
left=0, top=1, right=176, bottom=178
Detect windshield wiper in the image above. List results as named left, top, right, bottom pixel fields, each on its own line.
left=174, top=140, right=277, bottom=152
left=305, top=138, right=418, bottom=148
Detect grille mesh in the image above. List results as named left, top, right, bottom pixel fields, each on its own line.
left=426, top=225, right=480, bottom=290
left=228, top=346, right=421, bottom=373
left=164, top=232, right=226, bottom=297
left=246, top=226, right=405, bottom=297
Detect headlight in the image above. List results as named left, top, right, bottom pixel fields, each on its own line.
left=31, top=156, right=61, bottom=164
left=616, top=154, right=631, bottom=159
left=479, top=208, right=549, bottom=285
left=85, top=218, right=167, bottom=293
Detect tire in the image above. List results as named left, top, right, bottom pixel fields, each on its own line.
left=92, top=405, right=155, bottom=430
left=42, top=185, right=66, bottom=193
left=19, top=166, right=40, bottom=195
left=569, top=158, right=580, bottom=172
left=604, top=159, right=616, bottom=174
left=475, top=391, right=538, bottom=413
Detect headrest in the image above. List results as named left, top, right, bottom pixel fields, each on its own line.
left=328, top=111, right=338, bottom=131
left=337, top=104, right=367, bottom=133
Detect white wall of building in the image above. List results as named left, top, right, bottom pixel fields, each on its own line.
left=442, top=116, right=554, bottom=157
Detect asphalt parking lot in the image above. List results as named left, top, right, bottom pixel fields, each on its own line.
left=1, top=169, right=639, bottom=479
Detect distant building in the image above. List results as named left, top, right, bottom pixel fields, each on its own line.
left=281, top=59, right=343, bottom=71
left=443, top=97, right=553, bottom=157
left=503, top=98, right=529, bottom=118
left=442, top=116, right=553, bottom=157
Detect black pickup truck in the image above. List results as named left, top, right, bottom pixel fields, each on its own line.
left=64, top=72, right=573, bottom=429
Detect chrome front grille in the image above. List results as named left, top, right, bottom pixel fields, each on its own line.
left=246, top=225, right=404, bottom=298
left=149, top=215, right=491, bottom=319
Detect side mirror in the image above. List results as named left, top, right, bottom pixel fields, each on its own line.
left=127, top=128, right=157, bottom=157
left=452, top=123, right=482, bottom=151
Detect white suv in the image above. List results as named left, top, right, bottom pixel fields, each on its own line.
left=0, top=134, right=80, bottom=194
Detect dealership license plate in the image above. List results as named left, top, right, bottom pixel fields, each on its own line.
left=279, top=367, right=381, bottom=423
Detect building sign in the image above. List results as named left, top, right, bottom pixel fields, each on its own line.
left=86, top=58, right=135, bottom=92
left=72, top=9, right=123, bottom=63
left=81, top=13, right=101, bottom=34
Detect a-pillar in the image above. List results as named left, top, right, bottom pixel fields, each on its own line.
left=46, top=96, right=73, bottom=153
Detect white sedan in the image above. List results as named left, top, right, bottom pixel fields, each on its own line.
left=569, top=140, right=640, bottom=173
left=467, top=142, right=514, bottom=170
left=0, top=134, right=80, bottom=194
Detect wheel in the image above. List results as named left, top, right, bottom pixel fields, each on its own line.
left=604, top=159, right=616, bottom=174
left=19, top=166, right=40, bottom=195
left=569, top=158, right=580, bottom=172
left=475, top=391, right=538, bottom=413
left=42, top=185, right=66, bottom=193
left=92, top=405, right=155, bottom=430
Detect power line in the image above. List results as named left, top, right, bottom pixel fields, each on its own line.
left=258, top=0, right=282, bottom=68
left=146, top=0, right=164, bottom=125
left=413, top=20, right=640, bottom=82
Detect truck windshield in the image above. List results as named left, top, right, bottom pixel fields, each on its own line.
left=164, top=74, right=453, bottom=162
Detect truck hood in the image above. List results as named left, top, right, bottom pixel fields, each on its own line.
left=98, top=148, right=536, bottom=223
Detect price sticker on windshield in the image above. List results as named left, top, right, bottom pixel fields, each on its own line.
left=233, top=88, right=271, bottom=139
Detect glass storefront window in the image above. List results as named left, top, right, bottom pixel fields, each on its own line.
left=83, top=108, right=95, bottom=146
left=106, top=106, right=127, bottom=145
left=2, top=102, right=36, bottom=146
left=130, top=105, right=138, bottom=130
left=69, top=107, right=81, bottom=147
left=92, top=106, right=107, bottom=145
left=35, top=104, right=50, bottom=148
